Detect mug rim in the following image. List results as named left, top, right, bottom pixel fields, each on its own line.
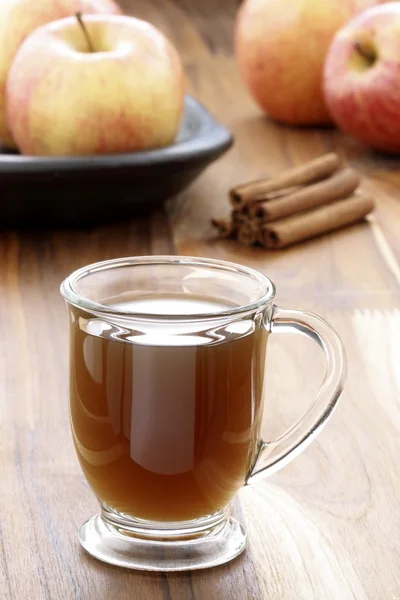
left=60, top=255, right=276, bottom=321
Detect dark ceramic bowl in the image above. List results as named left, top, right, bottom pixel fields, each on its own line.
left=0, top=95, right=233, bottom=227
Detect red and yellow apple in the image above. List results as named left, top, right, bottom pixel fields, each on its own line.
left=0, top=0, right=122, bottom=150
left=324, top=3, right=400, bottom=153
left=6, top=14, right=185, bottom=156
left=235, top=0, right=389, bottom=126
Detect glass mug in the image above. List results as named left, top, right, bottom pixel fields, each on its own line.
left=60, top=256, right=346, bottom=572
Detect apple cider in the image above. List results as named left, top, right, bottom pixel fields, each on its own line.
left=70, top=294, right=267, bottom=522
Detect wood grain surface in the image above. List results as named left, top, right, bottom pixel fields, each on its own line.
left=1, top=1, right=400, bottom=598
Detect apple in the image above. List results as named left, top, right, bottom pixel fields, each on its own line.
left=6, top=14, right=185, bottom=156
left=324, top=3, right=400, bottom=153
left=0, top=0, right=122, bottom=150
left=235, top=0, right=389, bottom=126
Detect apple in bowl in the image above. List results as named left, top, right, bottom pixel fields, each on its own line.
left=6, top=14, right=185, bottom=156
left=0, top=0, right=122, bottom=150
left=324, top=3, right=400, bottom=153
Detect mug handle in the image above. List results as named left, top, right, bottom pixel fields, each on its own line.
left=247, top=305, right=347, bottom=484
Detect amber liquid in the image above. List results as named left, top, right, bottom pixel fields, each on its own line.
left=70, top=295, right=267, bottom=522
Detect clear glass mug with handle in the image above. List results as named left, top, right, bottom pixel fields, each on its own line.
left=60, top=256, right=346, bottom=572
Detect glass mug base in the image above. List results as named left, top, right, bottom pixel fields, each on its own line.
left=79, top=507, right=247, bottom=571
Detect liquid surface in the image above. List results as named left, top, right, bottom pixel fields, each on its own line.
left=107, top=294, right=237, bottom=315
left=70, top=294, right=267, bottom=522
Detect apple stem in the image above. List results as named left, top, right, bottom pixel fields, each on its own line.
left=76, top=12, right=95, bottom=53
left=354, top=40, right=376, bottom=65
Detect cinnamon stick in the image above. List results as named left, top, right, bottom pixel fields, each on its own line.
left=211, top=217, right=236, bottom=238
left=249, top=168, right=361, bottom=222
left=230, top=153, right=341, bottom=208
left=237, top=221, right=259, bottom=246
left=232, top=208, right=249, bottom=225
left=257, top=194, right=374, bottom=249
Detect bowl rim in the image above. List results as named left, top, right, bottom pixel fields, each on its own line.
left=0, top=95, right=233, bottom=174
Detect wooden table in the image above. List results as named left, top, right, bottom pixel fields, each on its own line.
left=2, top=1, right=400, bottom=598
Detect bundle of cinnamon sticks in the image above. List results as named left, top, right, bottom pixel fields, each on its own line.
left=211, top=153, right=374, bottom=249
